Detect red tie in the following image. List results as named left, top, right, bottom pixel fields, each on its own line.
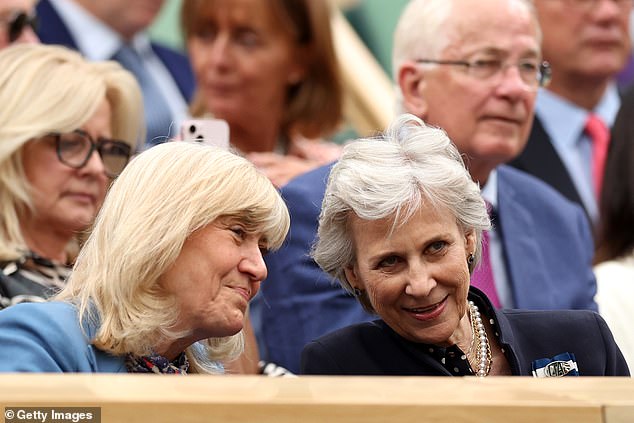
left=471, top=228, right=501, bottom=308
left=584, top=114, right=610, bottom=198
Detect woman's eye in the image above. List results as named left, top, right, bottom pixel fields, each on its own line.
left=377, top=255, right=400, bottom=268
left=427, top=241, right=447, bottom=254
left=235, top=30, right=260, bottom=47
left=230, top=227, right=246, bottom=239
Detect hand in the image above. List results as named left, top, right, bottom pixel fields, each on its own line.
left=288, top=138, right=343, bottom=164
left=246, top=152, right=319, bottom=188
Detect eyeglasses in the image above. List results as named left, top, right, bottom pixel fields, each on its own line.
left=416, top=59, right=552, bottom=88
left=562, top=0, right=634, bottom=13
left=1, top=10, right=38, bottom=43
left=49, top=130, right=132, bottom=177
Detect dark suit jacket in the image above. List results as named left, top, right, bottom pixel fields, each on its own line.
left=258, top=163, right=598, bottom=373
left=301, top=289, right=628, bottom=376
left=35, top=0, right=195, bottom=102
left=510, top=116, right=589, bottom=221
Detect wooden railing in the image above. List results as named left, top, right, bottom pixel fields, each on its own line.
left=1, top=375, right=633, bottom=423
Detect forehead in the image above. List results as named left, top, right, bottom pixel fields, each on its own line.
left=193, top=0, right=283, bottom=29
left=349, top=204, right=461, bottom=247
left=444, top=0, right=540, bottom=56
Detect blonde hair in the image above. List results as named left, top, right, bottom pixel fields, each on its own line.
left=57, top=142, right=290, bottom=373
left=0, top=44, right=143, bottom=261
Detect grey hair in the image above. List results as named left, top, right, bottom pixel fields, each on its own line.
left=392, top=0, right=541, bottom=112
left=312, top=113, right=490, bottom=294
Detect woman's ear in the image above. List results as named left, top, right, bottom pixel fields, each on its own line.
left=344, top=265, right=359, bottom=292
left=465, top=229, right=477, bottom=256
left=397, top=61, right=429, bottom=118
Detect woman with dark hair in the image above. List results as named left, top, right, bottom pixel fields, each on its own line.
left=181, top=0, right=344, bottom=188
left=594, top=87, right=634, bottom=371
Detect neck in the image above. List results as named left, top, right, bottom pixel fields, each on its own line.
left=20, top=219, right=72, bottom=263
left=230, top=118, right=283, bottom=154
left=446, top=303, right=474, bottom=354
left=546, top=74, right=610, bottom=111
left=155, top=337, right=193, bottom=362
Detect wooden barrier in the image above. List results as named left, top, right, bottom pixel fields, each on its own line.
left=1, top=375, right=633, bottom=423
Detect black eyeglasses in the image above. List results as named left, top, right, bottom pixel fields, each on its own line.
left=50, top=130, right=132, bottom=178
left=416, top=59, right=552, bottom=89
left=1, top=10, right=38, bottom=43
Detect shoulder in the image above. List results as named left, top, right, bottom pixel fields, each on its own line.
left=150, top=42, right=190, bottom=64
left=0, top=302, right=91, bottom=372
left=280, top=162, right=334, bottom=206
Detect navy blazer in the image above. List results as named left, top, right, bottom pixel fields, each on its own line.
left=301, top=289, right=629, bottom=376
left=0, top=302, right=126, bottom=372
left=258, top=163, right=597, bottom=373
left=510, top=116, right=589, bottom=221
left=35, top=0, right=195, bottom=102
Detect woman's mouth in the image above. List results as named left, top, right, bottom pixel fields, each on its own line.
left=404, top=296, right=448, bottom=321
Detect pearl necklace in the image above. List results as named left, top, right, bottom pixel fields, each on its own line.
left=467, top=301, right=492, bottom=377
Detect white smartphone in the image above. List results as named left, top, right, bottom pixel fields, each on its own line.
left=179, top=119, right=230, bottom=149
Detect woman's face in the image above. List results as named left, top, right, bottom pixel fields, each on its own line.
left=344, top=206, right=476, bottom=346
left=160, top=217, right=268, bottom=340
left=21, top=99, right=111, bottom=236
left=187, top=0, right=305, bottom=128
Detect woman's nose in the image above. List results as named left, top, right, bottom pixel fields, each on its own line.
left=404, top=264, right=436, bottom=297
left=239, top=243, right=268, bottom=282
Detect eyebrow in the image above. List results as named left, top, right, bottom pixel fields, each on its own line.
left=466, top=46, right=539, bottom=58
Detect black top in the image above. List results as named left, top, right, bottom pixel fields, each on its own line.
left=301, top=288, right=629, bottom=376
left=0, top=252, right=70, bottom=310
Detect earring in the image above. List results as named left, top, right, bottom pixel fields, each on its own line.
left=352, top=287, right=362, bottom=297
left=467, top=253, right=475, bottom=271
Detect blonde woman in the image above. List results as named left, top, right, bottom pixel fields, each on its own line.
left=0, top=142, right=290, bottom=373
left=0, top=44, right=142, bottom=309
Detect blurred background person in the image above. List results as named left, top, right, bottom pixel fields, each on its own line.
left=0, top=0, right=38, bottom=47
left=0, top=142, right=290, bottom=373
left=258, top=0, right=597, bottom=373
left=37, top=0, right=194, bottom=147
left=594, top=87, right=634, bottom=371
left=302, top=114, right=628, bottom=377
left=182, top=0, right=343, bottom=188
left=0, top=44, right=142, bottom=309
left=511, top=0, right=633, bottom=228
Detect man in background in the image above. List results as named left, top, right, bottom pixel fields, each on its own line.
left=37, top=0, right=195, bottom=148
left=511, top=0, right=632, bottom=226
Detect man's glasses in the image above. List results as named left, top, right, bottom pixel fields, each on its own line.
left=1, top=11, right=38, bottom=43
left=416, top=59, right=552, bottom=89
left=50, top=130, right=132, bottom=178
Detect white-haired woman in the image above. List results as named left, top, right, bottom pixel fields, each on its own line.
left=0, top=142, right=290, bottom=373
left=0, top=44, right=142, bottom=309
left=302, top=114, right=629, bottom=377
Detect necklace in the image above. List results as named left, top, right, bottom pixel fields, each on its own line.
left=467, top=300, right=492, bottom=377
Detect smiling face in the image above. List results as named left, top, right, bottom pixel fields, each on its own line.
left=186, top=0, right=305, bottom=135
left=344, top=205, right=476, bottom=346
left=21, top=98, right=111, bottom=239
left=400, top=0, right=540, bottom=184
left=159, top=217, right=268, bottom=341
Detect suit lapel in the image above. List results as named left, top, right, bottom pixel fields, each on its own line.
left=510, top=117, right=589, bottom=220
left=35, top=0, right=79, bottom=49
left=496, top=168, right=554, bottom=309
